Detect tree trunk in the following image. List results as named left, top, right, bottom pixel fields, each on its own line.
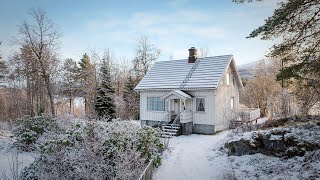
left=44, top=75, right=55, bottom=117
left=69, top=86, right=72, bottom=114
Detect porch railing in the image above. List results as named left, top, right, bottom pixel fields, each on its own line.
left=239, top=108, right=260, bottom=122
left=157, top=113, right=169, bottom=128
left=171, top=113, right=180, bottom=125
left=180, top=112, right=192, bottom=123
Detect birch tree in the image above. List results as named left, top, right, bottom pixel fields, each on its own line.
left=133, top=35, right=160, bottom=78
left=15, top=8, right=61, bottom=117
left=127, top=36, right=161, bottom=120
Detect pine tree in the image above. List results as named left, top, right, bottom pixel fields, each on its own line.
left=123, top=75, right=140, bottom=120
left=246, top=0, right=320, bottom=114
left=79, top=53, right=96, bottom=117
left=62, top=58, right=79, bottom=114
left=95, top=59, right=115, bottom=120
left=245, top=0, right=320, bottom=85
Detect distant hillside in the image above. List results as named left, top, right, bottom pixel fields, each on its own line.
left=237, top=59, right=271, bottom=80
left=237, top=61, right=258, bottom=80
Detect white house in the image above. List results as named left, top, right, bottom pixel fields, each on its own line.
left=134, top=47, right=243, bottom=135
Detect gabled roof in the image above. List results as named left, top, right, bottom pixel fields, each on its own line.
left=135, top=55, right=243, bottom=91
left=161, top=90, right=192, bottom=100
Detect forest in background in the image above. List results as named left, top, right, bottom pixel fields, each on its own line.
left=0, top=1, right=319, bottom=123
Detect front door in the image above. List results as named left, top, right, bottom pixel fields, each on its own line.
left=173, top=99, right=180, bottom=115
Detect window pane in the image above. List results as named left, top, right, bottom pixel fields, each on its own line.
left=147, top=97, right=165, bottom=111
left=196, top=98, right=205, bottom=111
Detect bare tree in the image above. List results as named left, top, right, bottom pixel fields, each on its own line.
left=133, top=35, right=160, bottom=78
left=15, top=8, right=61, bottom=117
left=240, top=59, right=282, bottom=117
left=125, top=35, right=161, bottom=120
left=198, top=47, right=209, bottom=58
left=0, top=41, right=2, bottom=61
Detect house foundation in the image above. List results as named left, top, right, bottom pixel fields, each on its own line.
left=192, top=124, right=215, bottom=135
left=181, top=122, right=192, bottom=135
left=141, top=120, right=215, bottom=135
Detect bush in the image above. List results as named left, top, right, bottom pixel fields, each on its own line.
left=21, top=120, right=164, bottom=180
left=14, top=114, right=59, bottom=150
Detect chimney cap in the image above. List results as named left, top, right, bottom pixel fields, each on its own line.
left=188, top=47, right=197, bottom=63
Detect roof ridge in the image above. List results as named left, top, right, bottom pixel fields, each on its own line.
left=155, top=54, right=233, bottom=63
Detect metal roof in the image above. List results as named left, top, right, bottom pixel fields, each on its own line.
left=135, top=55, right=241, bottom=91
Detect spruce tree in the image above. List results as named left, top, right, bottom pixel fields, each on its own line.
left=123, top=75, right=140, bottom=120
left=95, top=59, right=115, bottom=120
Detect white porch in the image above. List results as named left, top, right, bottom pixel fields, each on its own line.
left=161, top=90, right=193, bottom=124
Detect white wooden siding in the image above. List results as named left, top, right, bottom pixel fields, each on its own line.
left=140, top=91, right=170, bottom=121
left=214, top=65, right=240, bottom=131
left=140, top=90, right=215, bottom=126
left=184, top=90, right=215, bottom=125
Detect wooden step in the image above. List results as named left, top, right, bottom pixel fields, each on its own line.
left=161, top=134, right=173, bottom=138
left=162, top=129, right=179, bottom=133
left=162, top=131, right=177, bottom=136
left=162, top=124, right=180, bottom=128
left=162, top=127, right=179, bottom=131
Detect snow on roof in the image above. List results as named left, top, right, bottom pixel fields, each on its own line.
left=161, top=90, right=192, bottom=100
left=135, top=55, right=237, bottom=91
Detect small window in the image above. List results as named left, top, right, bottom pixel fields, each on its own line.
left=196, top=98, right=205, bottom=112
left=226, top=73, right=230, bottom=85
left=231, top=97, right=234, bottom=109
left=233, top=78, right=235, bottom=86
left=147, top=97, right=166, bottom=111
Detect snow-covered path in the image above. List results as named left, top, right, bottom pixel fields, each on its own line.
left=153, top=131, right=230, bottom=180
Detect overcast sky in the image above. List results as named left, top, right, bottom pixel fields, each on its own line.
left=0, top=0, right=281, bottom=65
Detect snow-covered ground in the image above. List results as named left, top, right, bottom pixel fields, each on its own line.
left=0, top=129, right=35, bottom=178
left=153, top=131, right=230, bottom=180
left=153, top=124, right=320, bottom=180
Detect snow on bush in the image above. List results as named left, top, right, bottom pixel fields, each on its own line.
left=13, top=114, right=59, bottom=150
left=20, top=120, right=164, bottom=180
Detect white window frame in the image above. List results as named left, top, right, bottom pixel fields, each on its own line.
left=147, top=97, right=166, bottom=111
left=226, top=73, right=230, bottom=85
left=231, top=97, right=234, bottom=109
left=196, top=98, right=205, bottom=112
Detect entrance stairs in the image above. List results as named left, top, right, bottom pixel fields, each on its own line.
left=161, top=113, right=181, bottom=138
left=161, top=124, right=181, bottom=138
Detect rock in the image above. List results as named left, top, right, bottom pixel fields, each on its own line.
left=225, top=122, right=320, bottom=158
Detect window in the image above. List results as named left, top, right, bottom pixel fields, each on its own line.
left=231, top=97, right=234, bottom=109
left=196, top=98, right=205, bottom=112
left=147, top=97, right=166, bottom=111
left=233, top=78, right=235, bottom=86
left=226, top=73, right=230, bottom=85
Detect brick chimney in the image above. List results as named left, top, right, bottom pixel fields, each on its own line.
left=188, top=47, right=197, bottom=63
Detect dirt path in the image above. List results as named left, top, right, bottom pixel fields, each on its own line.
left=153, top=131, right=230, bottom=180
